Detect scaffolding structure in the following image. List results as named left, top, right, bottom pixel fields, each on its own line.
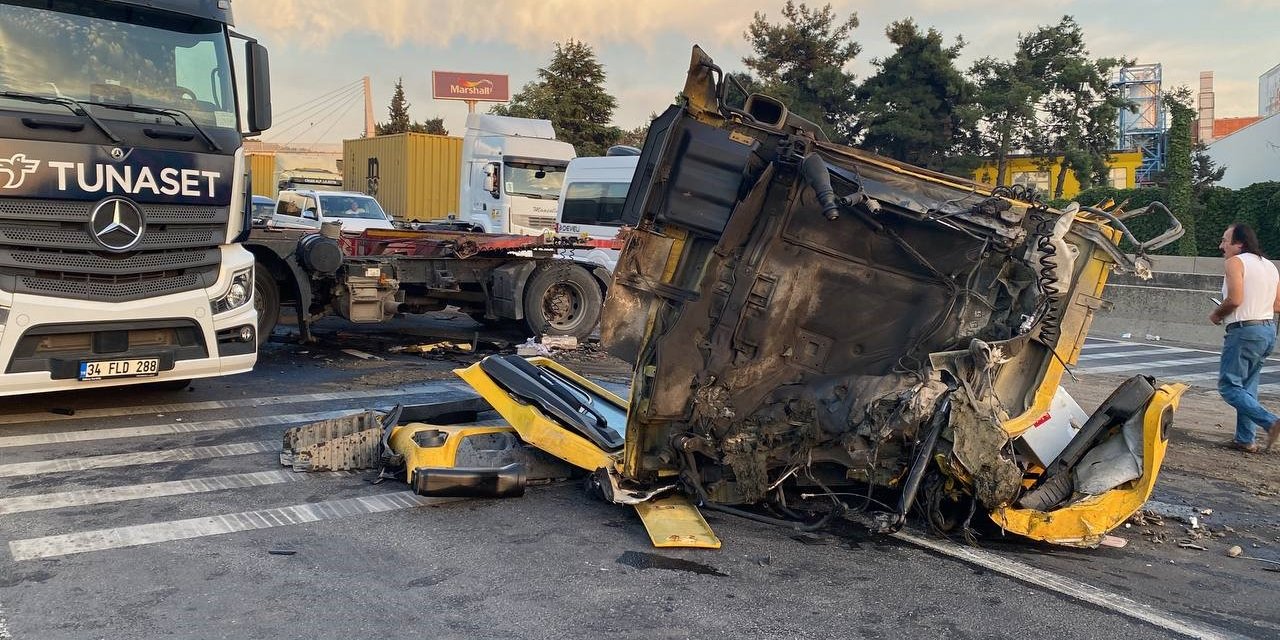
left=1115, top=64, right=1166, bottom=185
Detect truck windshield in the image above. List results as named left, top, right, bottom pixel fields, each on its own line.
left=0, top=2, right=236, bottom=129
left=320, top=195, right=389, bottom=220
left=505, top=161, right=566, bottom=199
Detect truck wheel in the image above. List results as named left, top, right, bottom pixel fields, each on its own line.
left=254, top=268, right=280, bottom=346
left=522, top=265, right=603, bottom=339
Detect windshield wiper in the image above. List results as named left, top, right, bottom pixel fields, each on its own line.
left=83, top=101, right=222, bottom=152
left=0, top=90, right=122, bottom=143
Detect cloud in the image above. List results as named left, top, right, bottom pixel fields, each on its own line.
left=237, top=0, right=766, bottom=50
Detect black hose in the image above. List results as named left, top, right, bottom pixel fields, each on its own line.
left=800, top=153, right=840, bottom=220
left=886, top=393, right=952, bottom=532
left=703, top=501, right=838, bottom=532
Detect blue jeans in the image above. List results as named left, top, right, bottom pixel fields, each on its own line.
left=1219, top=322, right=1279, bottom=444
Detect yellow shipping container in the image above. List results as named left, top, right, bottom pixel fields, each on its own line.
left=343, top=133, right=463, bottom=222
left=246, top=152, right=276, bottom=198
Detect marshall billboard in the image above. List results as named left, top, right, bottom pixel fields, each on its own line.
left=432, top=71, right=510, bottom=102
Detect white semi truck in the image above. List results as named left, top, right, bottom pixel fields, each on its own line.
left=0, top=0, right=271, bottom=396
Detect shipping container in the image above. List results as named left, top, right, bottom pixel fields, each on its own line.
left=245, top=151, right=343, bottom=199
left=343, top=133, right=464, bottom=222
left=247, top=152, right=276, bottom=198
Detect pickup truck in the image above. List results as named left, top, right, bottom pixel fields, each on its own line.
left=271, top=190, right=395, bottom=232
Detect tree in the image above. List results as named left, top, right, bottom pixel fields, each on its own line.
left=970, top=56, right=1040, bottom=186
left=856, top=20, right=977, bottom=173
left=741, top=1, right=861, bottom=142
left=1162, top=87, right=1197, bottom=255
left=1018, top=17, right=1131, bottom=199
left=617, top=112, right=659, bottom=149
left=1192, top=142, right=1226, bottom=196
left=490, top=39, right=622, bottom=156
left=377, top=77, right=412, bottom=135
left=375, top=78, right=449, bottom=136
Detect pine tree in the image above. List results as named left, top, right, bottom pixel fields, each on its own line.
left=740, top=1, right=861, bottom=142
left=490, top=40, right=622, bottom=156
left=375, top=79, right=448, bottom=136
left=857, top=20, right=977, bottom=173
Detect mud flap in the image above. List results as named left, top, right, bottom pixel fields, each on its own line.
left=991, top=382, right=1187, bottom=547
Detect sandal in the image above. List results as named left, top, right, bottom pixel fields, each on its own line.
left=1228, top=441, right=1261, bottom=453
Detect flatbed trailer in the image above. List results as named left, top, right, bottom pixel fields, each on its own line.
left=246, top=225, right=621, bottom=343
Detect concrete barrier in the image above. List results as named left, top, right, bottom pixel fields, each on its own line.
left=1089, top=255, right=1248, bottom=348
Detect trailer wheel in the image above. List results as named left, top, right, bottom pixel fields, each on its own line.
left=254, top=267, right=280, bottom=346
left=522, top=265, right=602, bottom=339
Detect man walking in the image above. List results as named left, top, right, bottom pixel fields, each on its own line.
left=1210, top=223, right=1280, bottom=452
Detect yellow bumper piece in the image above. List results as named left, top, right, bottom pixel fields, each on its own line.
left=633, top=494, right=722, bottom=549
left=386, top=423, right=516, bottom=483
left=991, top=383, right=1188, bottom=547
left=453, top=357, right=624, bottom=472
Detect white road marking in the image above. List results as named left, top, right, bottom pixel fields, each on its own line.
left=0, top=408, right=369, bottom=449
left=894, top=530, right=1248, bottom=640
left=1077, top=347, right=1189, bottom=362
left=8, top=491, right=443, bottom=561
left=1080, top=356, right=1222, bottom=375
left=0, top=470, right=325, bottom=515
left=0, top=382, right=469, bottom=426
left=0, top=441, right=275, bottom=478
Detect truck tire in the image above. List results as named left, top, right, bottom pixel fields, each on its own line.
left=522, top=265, right=603, bottom=339
left=254, top=267, right=280, bottom=346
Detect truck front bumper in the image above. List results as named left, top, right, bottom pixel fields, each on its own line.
left=0, top=247, right=258, bottom=397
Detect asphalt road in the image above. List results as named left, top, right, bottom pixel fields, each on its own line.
left=0, top=323, right=1273, bottom=639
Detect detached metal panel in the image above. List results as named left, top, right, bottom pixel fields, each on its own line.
left=247, top=153, right=276, bottom=198
left=344, top=134, right=462, bottom=222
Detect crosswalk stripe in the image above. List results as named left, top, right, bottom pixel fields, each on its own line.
left=0, top=382, right=469, bottom=426
left=1076, top=347, right=1189, bottom=362
left=0, top=470, right=328, bottom=516
left=8, top=491, right=443, bottom=561
left=0, top=408, right=375, bottom=450
left=1079, top=356, right=1222, bottom=375
left=0, top=441, right=275, bottom=478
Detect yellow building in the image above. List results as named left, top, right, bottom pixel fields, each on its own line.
left=973, top=151, right=1143, bottom=200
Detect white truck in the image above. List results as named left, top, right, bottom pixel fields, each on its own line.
left=0, top=0, right=271, bottom=396
left=455, top=114, right=577, bottom=234
left=554, top=150, right=639, bottom=272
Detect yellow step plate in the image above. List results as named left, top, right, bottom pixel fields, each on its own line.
left=633, top=494, right=721, bottom=549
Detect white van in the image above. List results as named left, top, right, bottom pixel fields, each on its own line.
left=273, top=190, right=396, bottom=232
left=555, top=152, right=639, bottom=272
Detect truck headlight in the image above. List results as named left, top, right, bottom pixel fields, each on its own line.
left=211, top=267, right=254, bottom=315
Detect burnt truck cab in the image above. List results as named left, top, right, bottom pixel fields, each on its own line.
left=597, top=47, right=1188, bottom=547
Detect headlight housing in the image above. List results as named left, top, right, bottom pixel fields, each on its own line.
left=211, top=267, right=253, bottom=315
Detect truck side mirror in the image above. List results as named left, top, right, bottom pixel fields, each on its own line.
left=484, top=163, right=501, bottom=199
left=303, top=208, right=318, bottom=221
left=246, top=42, right=272, bottom=133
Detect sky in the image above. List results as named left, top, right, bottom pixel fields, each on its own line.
left=234, top=0, right=1280, bottom=148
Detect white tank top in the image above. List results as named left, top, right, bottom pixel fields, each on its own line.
left=1223, top=253, right=1278, bottom=323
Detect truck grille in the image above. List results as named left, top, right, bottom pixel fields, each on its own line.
left=512, top=213, right=557, bottom=230
left=0, top=198, right=227, bottom=302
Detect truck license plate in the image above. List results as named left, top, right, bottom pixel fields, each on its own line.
left=78, top=358, right=160, bottom=381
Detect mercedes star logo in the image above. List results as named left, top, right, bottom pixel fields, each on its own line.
left=89, top=198, right=145, bottom=252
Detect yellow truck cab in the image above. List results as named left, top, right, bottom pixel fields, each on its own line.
left=587, top=47, right=1188, bottom=547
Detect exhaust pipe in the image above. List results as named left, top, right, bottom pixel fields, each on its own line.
left=411, top=463, right=527, bottom=498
